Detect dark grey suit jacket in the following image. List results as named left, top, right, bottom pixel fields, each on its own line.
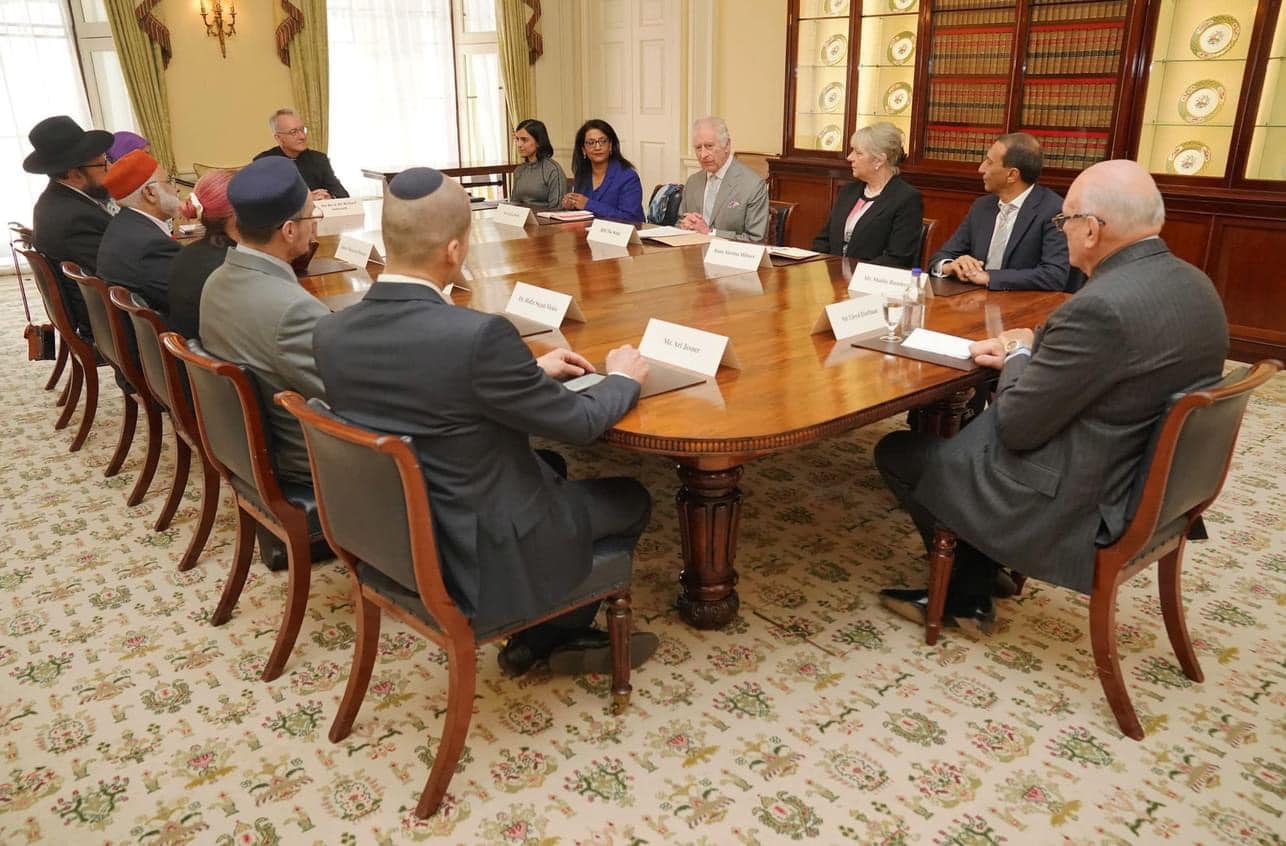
left=96, top=208, right=180, bottom=313
left=928, top=183, right=1070, bottom=291
left=32, top=180, right=111, bottom=332
left=916, top=238, right=1228, bottom=593
left=314, top=281, right=641, bottom=630
left=199, top=247, right=329, bottom=484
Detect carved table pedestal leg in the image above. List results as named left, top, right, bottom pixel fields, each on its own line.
left=909, top=388, right=975, bottom=437
left=674, top=463, right=743, bottom=629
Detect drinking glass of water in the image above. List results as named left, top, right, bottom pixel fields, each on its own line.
left=882, top=292, right=906, bottom=342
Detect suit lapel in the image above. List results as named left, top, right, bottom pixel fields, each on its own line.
left=847, top=181, right=894, bottom=254
left=710, top=160, right=737, bottom=222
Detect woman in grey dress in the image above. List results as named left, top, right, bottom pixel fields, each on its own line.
left=510, top=119, right=568, bottom=209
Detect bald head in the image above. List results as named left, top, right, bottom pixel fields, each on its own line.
left=1063, top=160, right=1165, bottom=275
left=382, top=167, right=472, bottom=267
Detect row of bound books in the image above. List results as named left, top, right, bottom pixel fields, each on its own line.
left=1026, top=25, right=1123, bottom=75
left=1021, top=80, right=1116, bottom=128
left=933, top=0, right=1017, bottom=11
left=923, top=127, right=1003, bottom=162
left=1031, top=0, right=1128, bottom=22
left=927, top=81, right=1008, bottom=125
left=931, top=31, right=1014, bottom=75
left=1026, top=131, right=1109, bottom=169
left=936, top=8, right=1016, bottom=26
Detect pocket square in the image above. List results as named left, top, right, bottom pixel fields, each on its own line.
left=726, top=200, right=741, bottom=209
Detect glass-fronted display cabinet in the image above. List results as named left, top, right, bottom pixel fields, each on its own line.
left=1245, top=2, right=1285, bottom=180
left=856, top=0, right=920, bottom=142
left=790, top=0, right=856, bottom=152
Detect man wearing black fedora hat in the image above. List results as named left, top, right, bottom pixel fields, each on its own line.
left=25, top=115, right=116, bottom=336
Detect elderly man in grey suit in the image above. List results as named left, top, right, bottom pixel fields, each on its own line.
left=874, top=160, right=1228, bottom=634
left=315, top=168, right=659, bottom=678
left=677, top=117, right=769, bottom=243
left=199, top=156, right=328, bottom=488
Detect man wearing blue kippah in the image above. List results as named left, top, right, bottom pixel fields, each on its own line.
left=200, top=156, right=329, bottom=497
left=315, top=167, right=659, bottom=678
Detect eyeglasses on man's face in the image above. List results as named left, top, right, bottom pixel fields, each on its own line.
left=1051, top=212, right=1105, bottom=232
left=79, top=160, right=109, bottom=171
left=288, top=210, right=325, bottom=223
left=583, top=137, right=611, bottom=149
left=277, top=126, right=309, bottom=138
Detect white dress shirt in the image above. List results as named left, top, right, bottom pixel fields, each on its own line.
left=126, top=206, right=173, bottom=236
left=934, top=183, right=1035, bottom=276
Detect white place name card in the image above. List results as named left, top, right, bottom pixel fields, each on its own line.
left=811, top=294, right=886, bottom=340
left=334, top=234, right=382, bottom=267
left=504, top=281, right=585, bottom=329
left=314, top=197, right=365, bottom=218
left=703, top=238, right=771, bottom=271
left=586, top=218, right=640, bottom=246
left=492, top=203, right=533, bottom=227
left=639, top=318, right=741, bottom=377
left=848, top=263, right=917, bottom=296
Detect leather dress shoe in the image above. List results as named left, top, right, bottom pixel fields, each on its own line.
left=878, top=588, right=997, bottom=636
left=497, top=638, right=544, bottom=678
left=547, top=630, right=660, bottom=676
left=950, top=596, right=997, bottom=637
left=993, top=569, right=1019, bottom=599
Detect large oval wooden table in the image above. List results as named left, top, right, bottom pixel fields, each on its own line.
left=302, top=204, right=1068, bottom=629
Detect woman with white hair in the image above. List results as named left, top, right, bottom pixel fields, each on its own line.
left=813, top=122, right=923, bottom=267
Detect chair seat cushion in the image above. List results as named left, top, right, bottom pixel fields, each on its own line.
left=228, top=476, right=323, bottom=537
left=358, top=536, right=635, bottom=641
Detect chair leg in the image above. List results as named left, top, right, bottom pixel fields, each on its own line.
left=1158, top=545, right=1204, bottom=683
left=925, top=528, right=956, bottom=646
left=46, top=337, right=68, bottom=392
left=104, top=392, right=137, bottom=477
left=125, top=402, right=162, bottom=506
left=177, top=455, right=218, bottom=572
left=261, top=528, right=313, bottom=682
left=154, top=433, right=191, bottom=532
left=1089, top=583, right=1143, bottom=741
left=1010, top=571, right=1028, bottom=596
left=415, top=643, right=477, bottom=818
left=55, top=358, right=82, bottom=430
left=211, top=506, right=255, bottom=626
left=607, top=592, right=633, bottom=714
left=329, top=589, right=381, bottom=743
left=68, top=359, right=97, bottom=452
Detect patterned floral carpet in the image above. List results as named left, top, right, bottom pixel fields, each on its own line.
left=0, top=283, right=1283, bottom=846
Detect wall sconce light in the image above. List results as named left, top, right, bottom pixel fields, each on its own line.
left=200, top=1, right=237, bottom=58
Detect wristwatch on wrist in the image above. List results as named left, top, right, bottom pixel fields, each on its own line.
left=1004, top=338, right=1029, bottom=355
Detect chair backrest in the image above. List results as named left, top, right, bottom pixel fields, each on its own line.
left=160, top=334, right=285, bottom=505
left=18, top=249, right=80, bottom=342
left=919, top=218, right=937, bottom=269
left=110, top=287, right=199, bottom=437
left=62, top=262, right=144, bottom=389
left=647, top=183, right=684, bottom=225
left=192, top=162, right=243, bottom=178
left=1114, top=359, right=1282, bottom=554
left=278, top=392, right=469, bottom=636
left=766, top=200, right=797, bottom=247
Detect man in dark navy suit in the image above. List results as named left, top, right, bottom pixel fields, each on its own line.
left=928, top=133, right=1071, bottom=291
left=96, top=149, right=182, bottom=315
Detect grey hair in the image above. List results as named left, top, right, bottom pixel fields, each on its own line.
left=269, top=108, right=296, bottom=132
left=116, top=182, right=150, bottom=210
left=1079, top=169, right=1166, bottom=230
left=692, top=116, right=730, bottom=147
left=851, top=122, right=905, bottom=175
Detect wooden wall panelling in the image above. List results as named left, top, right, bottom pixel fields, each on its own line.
left=1209, top=216, right=1286, bottom=358
left=1157, top=211, right=1214, bottom=273
left=770, top=171, right=837, bottom=249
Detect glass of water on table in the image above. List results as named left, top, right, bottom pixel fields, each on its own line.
left=881, top=290, right=908, bottom=342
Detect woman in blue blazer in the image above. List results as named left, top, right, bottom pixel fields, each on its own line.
left=562, top=119, right=644, bottom=223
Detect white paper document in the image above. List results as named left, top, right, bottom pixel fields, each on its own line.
left=638, top=225, right=688, bottom=239
left=899, top=328, right=975, bottom=360
left=537, top=210, right=594, bottom=222
left=767, top=246, right=820, bottom=260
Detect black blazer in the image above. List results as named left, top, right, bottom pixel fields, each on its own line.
left=254, top=147, right=349, bottom=198
left=927, top=183, right=1070, bottom=291
left=314, top=281, right=641, bottom=631
left=31, top=180, right=111, bottom=332
left=96, top=208, right=181, bottom=312
left=167, top=238, right=230, bottom=339
left=812, top=174, right=923, bottom=267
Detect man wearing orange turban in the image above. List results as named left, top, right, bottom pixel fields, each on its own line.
left=95, top=149, right=182, bottom=313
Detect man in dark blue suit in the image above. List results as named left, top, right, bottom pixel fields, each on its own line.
left=928, top=133, right=1070, bottom=291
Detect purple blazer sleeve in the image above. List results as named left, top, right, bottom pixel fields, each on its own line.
left=579, top=160, right=645, bottom=223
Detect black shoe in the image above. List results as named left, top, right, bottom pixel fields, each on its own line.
left=951, top=596, right=997, bottom=637
left=547, top=630, right=660, bottom=676
left=878, top=588, right=956, bottom=628
left=497, top=637, right=544, bottom=678
left=993, top=569, right=1018, bottom=599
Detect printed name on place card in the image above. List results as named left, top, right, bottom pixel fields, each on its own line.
left=638, top=318, right=741, bottom=377
left=703, top=238, right=771, bottom=271
left=586, top=219, right=640, bottom=246
left=314, top=197, right=365, bottom=217
left=492, top=203, right=533, bottom=227
left=810, top=294, right=886, bottom=340
left=847, top=262, right=916, bottom=296
left=334, top=235, right=379, bottom=267
left=504, top=281, right=586, bottom=328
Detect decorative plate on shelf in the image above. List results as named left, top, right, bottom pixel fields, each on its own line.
left=1167, top=141, right=1211, bottom=176
left=818, top=82, right=845, bottom=113
left=890, top=0, right=917, bottom=11
left=823, top=0, right=850, bottom=14
left=1190, top=15, right=1240, bottom=59
left=884, top=82, right=912, bottom=114
left=817, top=124, right=842, bottom=151
left=887, top=31, right=916, bottom=65
left=1178, top=79, right=1226, bottom=124
left=821, top=34, right=848, bottom=66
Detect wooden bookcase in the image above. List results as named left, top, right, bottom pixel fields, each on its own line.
left=770, top=0, right=1286, bottom=361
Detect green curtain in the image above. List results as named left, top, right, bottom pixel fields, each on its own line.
left=103, top=0, right=175, bottom=172
left=495, top=0, right=537, bottom=163
left=277, top=0, right=330, bottom=152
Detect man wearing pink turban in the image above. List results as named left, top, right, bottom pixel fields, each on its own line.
left=166, top=169, right=239, bottom=337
